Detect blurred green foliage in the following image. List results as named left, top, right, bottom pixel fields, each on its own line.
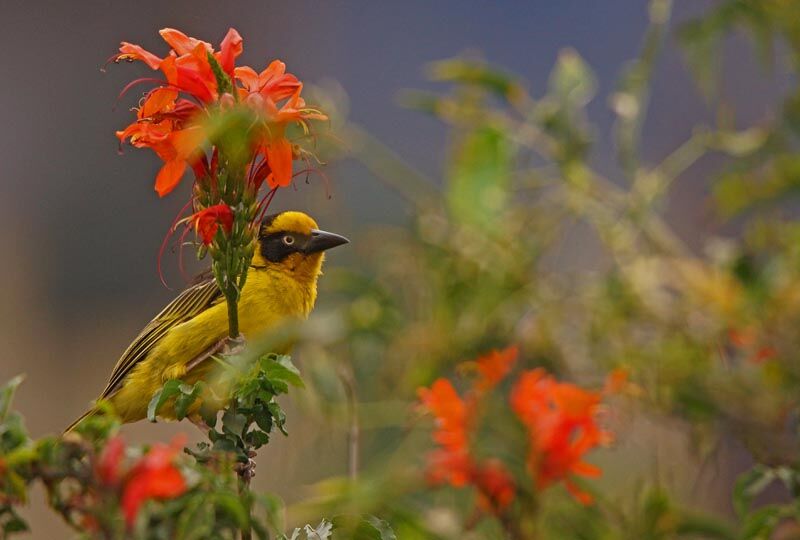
left=285, top=0, right=800, bottom=538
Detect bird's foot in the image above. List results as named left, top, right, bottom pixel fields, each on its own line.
left=221, top=334, right=247, bottom=357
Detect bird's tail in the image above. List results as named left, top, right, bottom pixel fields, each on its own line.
left=64, top=408, right=97, bottom=434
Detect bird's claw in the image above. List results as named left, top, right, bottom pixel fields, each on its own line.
left=221, top=334, right=246, bottom=357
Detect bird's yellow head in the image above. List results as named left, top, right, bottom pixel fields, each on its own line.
left=252, top=211, right=349, bottom=283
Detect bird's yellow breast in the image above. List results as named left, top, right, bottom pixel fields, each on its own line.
left=109, top=266, right=319, bottom=422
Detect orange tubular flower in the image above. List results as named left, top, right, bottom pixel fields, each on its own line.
left=510, top=369, right=608, bottom=504
left=418, top=365, right=517, bottom=515
left=120, top=436, right=187, bottom=527
left=417, top=379, right=471, bottom=485
left=190, top=204, right=234, bottom=245
left=474, top=345, right=518, bottom=393
left=114, top=27, right=326, bottom=196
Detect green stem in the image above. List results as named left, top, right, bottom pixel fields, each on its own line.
left=238, top=475, right=252, bottom=540
left=226, top=286, right=240, bottom=339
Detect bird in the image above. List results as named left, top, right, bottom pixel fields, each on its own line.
left=66, top=211, right=348, bottom=431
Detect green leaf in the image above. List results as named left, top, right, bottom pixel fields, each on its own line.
left=446, top=126, right=512, bottom=228
left=174, top=382, right=203, bottom=420
left=253, top=408, right=274, bottom=433
left=262, top=355, right=305, bottom=388
left=147, top=380, right=184, bottom=422
left=548, top=48, right=596, bottom=109
left=268, top=403, right=288, bottom=436
left=221, top=408, right=247, bottom=437
left=0, top=376, right=24, bottom=421
left=734, top=465, right=775, bottom=517
left=426, top=58, right=523, bottom=101
left=741, top=505, right=782, bottom=540
left=245, top=429, right=270, bottom=448
left=1, top=506, right=30, bottom=537
left=214, top=492, right=249, bottom=528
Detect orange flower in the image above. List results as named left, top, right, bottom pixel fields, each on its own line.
left=417, top=379, right=469, bottom=454
left=190, top=204, right=234, bottom=245
left=115, top=27, right=327, bottom=195
left=235, top=60, right=301, bottom=102
left=96, top=436, right=126, bottom=486
left=474, top=345, right=518, bottom=392
left=473, top=459, right=516, bottom=513
left=510, top=369, right=607, bottom=504
left=728, top=327, right=777, bottom=364
left=418, top=376, right=516, bottom=514
left=121, top=436, right=187, bottom=527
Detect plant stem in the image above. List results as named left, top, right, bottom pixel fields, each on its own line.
left=226, top=284, right=240, bottom=338
left=238, top=475, right=252, bottom=540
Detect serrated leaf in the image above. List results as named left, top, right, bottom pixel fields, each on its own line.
left=245, top=430, right=270, bottom=448
left=268, top=403, right=288, bottom=436
left=147, top=380, right=184, bottom=422
left=174, top=381, right=204, bottom=420
left=253, top=408, right=273, bottom=432
left=221, top=408, right=247, bottom=437
left=262, top=356, right=304, bottom=388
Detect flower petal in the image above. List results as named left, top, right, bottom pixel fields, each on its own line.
left=141, top=88, right=178, bottom=118
left=265, top=137, right=294, bottom=188
left=118, top=42, right=163, bottom=70
left=159, top=28, right=212, bottom=56
left=155, top=160, right=187, bottom=197
left=218, top=28, right=243, bottom=76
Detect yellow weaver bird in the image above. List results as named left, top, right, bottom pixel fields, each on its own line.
left=66, top=211, right=348, bottom=431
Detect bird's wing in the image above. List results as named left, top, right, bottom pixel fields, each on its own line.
left=99, top=277, right=223, bottom=398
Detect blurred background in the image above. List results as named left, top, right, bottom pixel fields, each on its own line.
left=1, top=1, right=796, bottom=538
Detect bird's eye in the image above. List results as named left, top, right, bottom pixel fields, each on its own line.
left=282, top=235, right=295, bottom=246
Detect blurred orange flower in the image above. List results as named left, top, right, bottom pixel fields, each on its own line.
left=474, top=345, right=518, bottom=392
left=120, top=436, right=187, bottom=527
left=96, top=436, right=126, bottom=486
left=417, top=348, right=519, bottom=515
left=189, top=204, right=234, bottom=245
left=510, top=369, right=608, bottom=504
left=728, top=327, right=777, bottom=364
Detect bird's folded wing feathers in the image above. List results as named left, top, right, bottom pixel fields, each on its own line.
left=99, top=277, right=223, bottom=398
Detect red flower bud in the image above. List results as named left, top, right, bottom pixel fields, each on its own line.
left=190, top=204, right=234, bottom=245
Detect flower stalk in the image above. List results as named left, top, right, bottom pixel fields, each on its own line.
left=113, top=27, right=327, bottom=337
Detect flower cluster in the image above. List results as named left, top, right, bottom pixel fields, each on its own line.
left=418, top=346, right=614, bottom=516
left=115, top=27, right=325, bottom=198
left=95, top=435, right=188, bottom=527
left=113, top=27, right=328, bottom=337
left=510, top=369, right=610, bottom=504
left=417, top=347, right=518, bottom=515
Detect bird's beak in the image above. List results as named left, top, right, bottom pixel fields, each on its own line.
left=305, top=229, right=350, bottom=253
